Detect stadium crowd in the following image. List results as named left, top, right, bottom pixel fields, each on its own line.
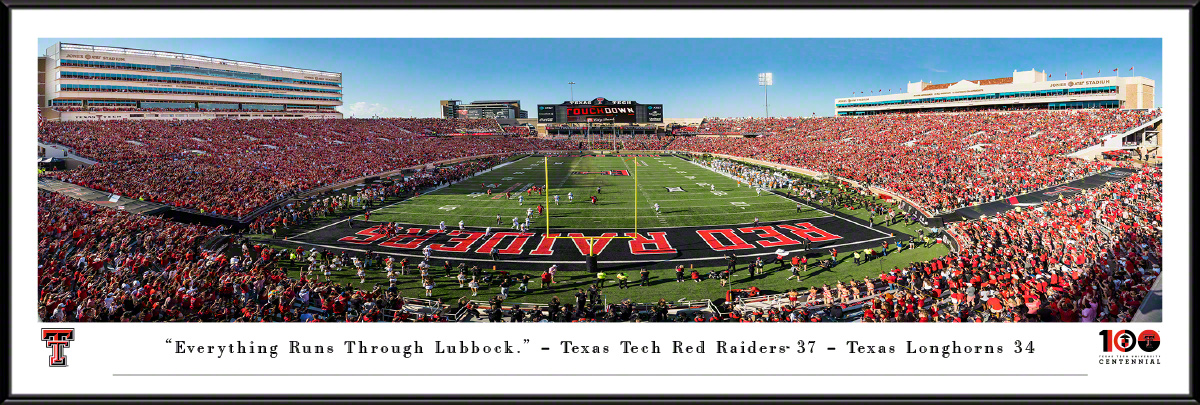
left=37, top=157, right=1161, bottom=323
left=37, top=110, right=1163, bottom=323
left=248, top=156, right=510, bottom=235
left=721, top=163, right=1161, bottom=323
left=37, top=190, right=458, bottom=322
left=40, top=119, right=569, bottom=217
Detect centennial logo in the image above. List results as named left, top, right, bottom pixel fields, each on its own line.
left=1098, top=329, right=1161, bottom=366
left=41, top=328, right=75, bottom=367
left=1068, top=81, right=1074, bottom=86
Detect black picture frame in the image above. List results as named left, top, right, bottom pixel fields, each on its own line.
left=5, top=1, right=1194, bottom=404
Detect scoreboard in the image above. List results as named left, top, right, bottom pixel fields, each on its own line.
left=538, top=97, right=664, bottom=123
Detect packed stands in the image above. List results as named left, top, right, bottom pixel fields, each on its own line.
left=37, top=108, right=1162, bottom=323
left=723, top=163, right=1161, bottom=323
left=247, top=156, right=511, bottom=235
left=37, top=190, right=452, bottom=322
left=39, top=118, right=569, bottom=217
left=39, top=110, right=1158, bottom=217
left=500, top=125, right=534, bottom=136
left=671, top=109, right=1160, bottom=213
left=379, top=118, right=501, bottom=135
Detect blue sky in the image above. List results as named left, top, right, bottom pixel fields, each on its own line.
left=39, top=38, right=1162, bottom=118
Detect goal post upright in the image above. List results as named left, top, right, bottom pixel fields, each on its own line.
left=543, top=152, right=633, bottom=273
left=544, top=155, right=550, bottom=234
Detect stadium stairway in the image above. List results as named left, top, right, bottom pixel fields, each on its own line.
left=1067, top=115, right=1162, bottom=160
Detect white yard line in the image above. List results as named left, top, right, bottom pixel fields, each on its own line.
left=552, top=157, right=580, bottom=189
left=683, top=157, right=808, bottom=205
left=356, top=208, right=831, bottom=219
left=290, top=158, right=524, bottom=239
left=288, top=192, right=424, bottom=240
left=388, top=204, right=803, bottom=211
left=620, top=156, right=664, bottom=227
left=683, top=158, right=895, bottom=238
left=403, top=193, right=778, bottom=203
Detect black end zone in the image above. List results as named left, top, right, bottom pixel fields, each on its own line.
left=287, top=210, right=912, bottom=273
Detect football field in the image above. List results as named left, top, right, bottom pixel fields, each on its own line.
left=362, top=154, right=826, bottom=230
left=269, top=153, right=949, bottom=304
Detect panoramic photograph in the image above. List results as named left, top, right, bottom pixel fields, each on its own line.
left=36, top=38, right=1163, bottom=324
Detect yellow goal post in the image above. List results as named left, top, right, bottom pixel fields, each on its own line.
left=542, top=155, right=639, bottom=245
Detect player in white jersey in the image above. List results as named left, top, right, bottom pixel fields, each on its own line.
left=518, top=195, right=524, bottom=205
left=554, top=195, right=560, bottom=205
left=423, top=245, right=432, bottom=260
left=653, top=203, right=660, bottom=214
left=568, top=192, right=574, bottom=202
left=756, top=188, right=762, bottom=196
left=458, top=220, right=464, bottom=230
left=512, top=217, right=519, bottom=229
left=484, top=226, right=492, bottom=236
left=526, top=208, right=533, bottom=217
left=710, top=184, right=715, bottom=191
left=439, top=221, right=447, bottom=231
left=524, top=217, right=532, bottom=229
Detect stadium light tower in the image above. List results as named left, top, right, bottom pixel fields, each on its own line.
left=568, top=82, right=576, bottom=102
left=758, top=73, right=773, bottom=118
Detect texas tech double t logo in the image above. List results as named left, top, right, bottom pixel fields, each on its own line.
left=41, top=328, right=75, bottom=367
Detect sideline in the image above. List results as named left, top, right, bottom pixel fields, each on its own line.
left=280, top=234, right=899, bottom=265
left=285, top=158, right=525, bottom=240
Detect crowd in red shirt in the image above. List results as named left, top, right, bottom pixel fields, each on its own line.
left=36, top=111, right=1163, bottom=323
left=722, top=163, right=1161, bottom=323
left=40, top=119, right=570, bottom=217
left=500, top=125, right=534, bottom=136
left=248, top=155, right=510, bottom=234
left=38, top=190, right=453, bottom=322
left=671, top=109, right=1160, bottom=212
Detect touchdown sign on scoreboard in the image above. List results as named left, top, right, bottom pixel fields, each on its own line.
left=538, top=97, right=664, bottom=123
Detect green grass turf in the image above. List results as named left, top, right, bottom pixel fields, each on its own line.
left=257, top=234, right=947, bottom=306
left=358, top=155, right=827, bottom=230
left=245, top=153, right=950, bottom=305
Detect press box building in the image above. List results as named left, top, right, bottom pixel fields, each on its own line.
left=834, top=69, right=1154, bottom=116
left=40, top=42, right=343, bottom=121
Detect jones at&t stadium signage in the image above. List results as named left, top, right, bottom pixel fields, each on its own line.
left=63, top=53, right=126, bottom=62
left=1050, top=79, right=1113, bottom=88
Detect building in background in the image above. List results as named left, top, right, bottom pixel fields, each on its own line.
left=41, top=42, right=342, bottom=121
left=440, top=99, right=527, bottom=119
left=834, top=69, right=1154, bottom=116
